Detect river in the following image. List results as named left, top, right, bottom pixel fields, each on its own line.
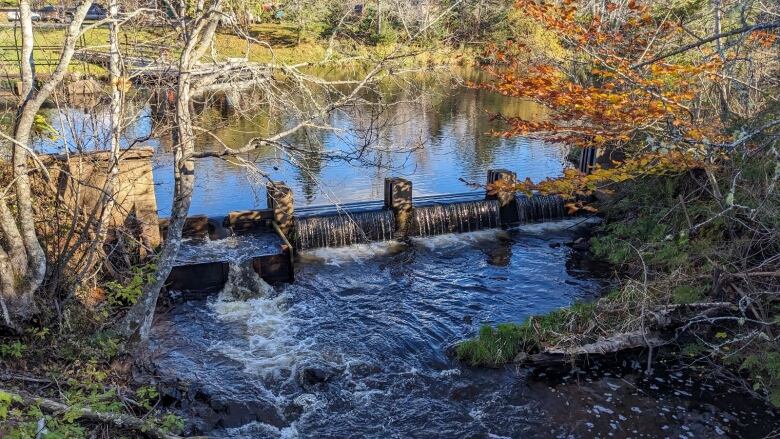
left=36, top=71, right=562, bottom=216
left=149, top=224, right=777, bottom=438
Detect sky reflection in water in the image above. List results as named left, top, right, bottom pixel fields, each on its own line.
left=35, top=75, right=566, bottom=217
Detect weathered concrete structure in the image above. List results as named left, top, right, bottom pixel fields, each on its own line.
left=160, top=171, right=569, bottom=295
left=165, top=209, right=295, bottom=293
left=578, top=147, right=625, bottom=174
left=578, top=147, right=601, bottom=174
left=45, top=147, right=161, bottom=250
left=486, top=169, right=521, bottom=225
left=384, top=177, right=413, bottom=239
left=226, top=209, right=274, bottom=234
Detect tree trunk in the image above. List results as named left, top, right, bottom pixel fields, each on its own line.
left=121, top=3, right=223, bottom=346
left=0, top=1, right=94, bottom=326
left=9, top=0, right=47, bottom=318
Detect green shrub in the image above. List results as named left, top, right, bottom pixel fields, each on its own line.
left=104, top=264, right=156, bottom=306
left=0, top=341, right=26, bottom=359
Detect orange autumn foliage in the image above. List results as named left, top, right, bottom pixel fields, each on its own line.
left=475, top=0, right=746, bottom=206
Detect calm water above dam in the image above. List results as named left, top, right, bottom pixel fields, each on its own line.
left=36, top=72, right=562, bottom=216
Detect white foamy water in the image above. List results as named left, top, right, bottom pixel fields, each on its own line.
left=297, top=240, right=408, bottom=265
left=175, top=233, right=283, bottom=265
left=512, top=216, right=601, bottom=234
left=222, top=421, right=300, bottom=439
left=411, top=228, right=508, bottom=250
left=208, top=267, right=316, bottom=382
left=206, top=222, right=596, bottom=388
left=298, top=228, right=510, bottom=265
left=297, top=218, right=599, bottom=265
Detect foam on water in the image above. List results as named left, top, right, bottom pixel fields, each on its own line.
left=208, top=265, right=315, bottom=381
left=298, top=228, right=510, bottom=265
left=297, top=240, right=408, bottom=265
left=222, top=421, right=299, bottom=439
left=411, top=228, right=508, bottom=250
left=512, top=216, right=601, bottom=234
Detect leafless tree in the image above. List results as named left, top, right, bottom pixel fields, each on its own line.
left=0, top=1, right=95, bottom=329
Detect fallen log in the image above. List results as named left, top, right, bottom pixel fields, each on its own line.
left=514, top=330, right=664, bottom=367
left=511, top=302, right=735, bottom=367
left=0, top=388, right=187, bottom=439
left=650, top=301, right=734, bottom=326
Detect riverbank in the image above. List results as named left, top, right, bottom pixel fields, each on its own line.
left=455, top=165, right=780, bottom=409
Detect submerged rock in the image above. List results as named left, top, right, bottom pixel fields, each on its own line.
left=298, top=364, right=340, bottom=388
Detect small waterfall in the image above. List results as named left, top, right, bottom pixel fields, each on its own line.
left=515, top=194, right=566, bottom=222
left=221, top=261, right=274, bottom=301
left=411, top=199, right=501, bottom=237
left=290, top=196, right=563, bottom=250
left=293, top=209, right=396, bottom=250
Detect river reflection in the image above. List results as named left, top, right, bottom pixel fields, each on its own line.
left=34, top=71, right=565, bottom=216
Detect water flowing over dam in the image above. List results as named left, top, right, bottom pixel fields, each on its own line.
left=291, top=194, right=567, bottom=250
left=164, top=170, right=573, bottom=291
left=515, top=194, right=567, bottom=223
left=293, top=209, right=396, bottom=250
left=411, top=199, right=501, bottom=237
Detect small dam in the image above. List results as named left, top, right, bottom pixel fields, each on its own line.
left=165, top=169, right=570, bottom=294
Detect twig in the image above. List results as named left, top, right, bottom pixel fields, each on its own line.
left=631, top=22, right=780, bottom=69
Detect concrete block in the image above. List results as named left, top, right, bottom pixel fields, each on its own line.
left=252, top=247, right=294, bottom=284
left=487, top=169, right=520, bottom=226
left=384, top=177, right=413, bottom=239
left=43, top=147, right=161, bottom=252
left=166, top=261, right=229, bottom=294
left=226, top=209, right=274, bottom=234
left=160, top=215, right=210, bottom=240
left=266, top=182, right=294, bottom=234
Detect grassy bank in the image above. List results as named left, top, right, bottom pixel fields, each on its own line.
left=456, top=162, right=780, bottom=406
left=0, top=22, right=475, bottom=82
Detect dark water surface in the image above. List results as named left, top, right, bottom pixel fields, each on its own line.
left=148, top=222, right=778, bottom=438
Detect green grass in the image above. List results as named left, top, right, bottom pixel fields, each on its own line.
left=0, top=22, right=472, bottom=81
left=456, top=302, right=598, bottom=367
left=456, top=323, right=528, bottom=367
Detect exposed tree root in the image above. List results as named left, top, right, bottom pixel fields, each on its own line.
left=514, top=330, right=665, bottom=366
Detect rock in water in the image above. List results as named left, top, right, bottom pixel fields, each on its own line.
left=298, top=364, right=340, bottom=388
